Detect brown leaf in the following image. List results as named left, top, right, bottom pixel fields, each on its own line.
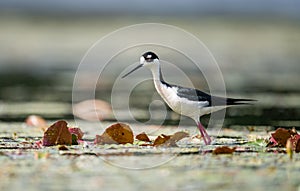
left=25, top=115, right=47, bottom=129
left=168, top=132, right=189, bottom=143
left=73, top=99, right=112, bottom=121
left=269, top=128, right=292, bottom=147
left=268, top=128, right=300, bottom=151
left=154, top=132, right=189, bottom=147
left=94, top=123, right=133, bottom=145
left=213, top=146, right=236, bottom=155
left=42, top=120, right=72, bottom=146
left=94, top=134, right=115, bottom=144
left=153, top=134, right=171, bottom=146
left=136, top=132, right=151, bottom=142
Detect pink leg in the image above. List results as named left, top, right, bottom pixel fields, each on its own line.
left=197, top=124, right=207, bottom=145
left=197, top=122, right=211, bottom=145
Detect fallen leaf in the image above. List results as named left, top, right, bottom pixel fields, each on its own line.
left=168, top=132, right=189, bottom=144
left=153, top=134, right=171, bottom=146
left=94, top=123, right=133, bottom=145
left=154, top=132, right=189, bottom=147
left=73, top=99, right=112, bottom=121
left=269, top=128, right=292, bottom=147
left=25, top=115, right=47, bottom=130
left=213, top=146, right=236, bottom=155
left=68, top=127, right=84, bottom=140
left=136, top=132, right=151, bottom=142
left=42, top=120, right=72, bottom=146
left=268, top=128, right=300, bottom=151
left=94, top=134, right=115, bottom=144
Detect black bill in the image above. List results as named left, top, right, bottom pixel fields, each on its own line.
left=121, top=64, right=143, bottom=78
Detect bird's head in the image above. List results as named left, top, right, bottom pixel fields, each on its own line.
left=140, top=51, right=159, bottom=67
left=122, top=51, right=159, bottom=78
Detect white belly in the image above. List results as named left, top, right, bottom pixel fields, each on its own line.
left=154, top=82, right=227, bottom=119
left=155, top=82, right=206, bottom=118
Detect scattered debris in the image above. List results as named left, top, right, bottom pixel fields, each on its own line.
left=94, top=124, right=188, bottom=147
left=168, top=132, right=189, bottom=145
left=213, top=146, right=236, bottom=155
left=12, top=132, right=18, bottom=139
left=94, top=123, right=134, bottom=145
left=153, top=134, right=171, bottom=146
left=136, top=132, right=151, bottom=142
left=153, top=132, right=189, bottom=147
left=42, top=121, right=72, bottom=146
left=286, top=138, right=293, bottom=160
left=69, top=127, right=84, bottom=140
left=267, top=128, right=300, bottom=152
left=42, top=120, right=84, bottom=146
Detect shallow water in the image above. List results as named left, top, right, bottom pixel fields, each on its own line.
left=1, top=15, right=300, bottom=191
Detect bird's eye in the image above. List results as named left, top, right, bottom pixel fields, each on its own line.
left=145, top=58, right=153, bottom=62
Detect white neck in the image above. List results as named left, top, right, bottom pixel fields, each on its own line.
left=148, top=63, right=168, bottom=99
left=149, top=63, right=161, bottom=82
left=148, top=63, right=176, bottom=112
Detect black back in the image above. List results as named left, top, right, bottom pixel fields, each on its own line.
left=172, top=82, right=254, bottom=107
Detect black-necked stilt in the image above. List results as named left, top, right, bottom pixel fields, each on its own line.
left=122, top=51, right=254, bottom=145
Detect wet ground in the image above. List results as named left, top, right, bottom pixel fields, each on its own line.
left=1, top=15, right=300, bottom=190
left=0, top=120, right=299, bottom=191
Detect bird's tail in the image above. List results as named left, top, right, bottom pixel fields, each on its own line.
left=226, top=98, right=256, bottom=105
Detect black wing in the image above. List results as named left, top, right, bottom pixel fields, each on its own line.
left=175, top=84, right=255, bottom=107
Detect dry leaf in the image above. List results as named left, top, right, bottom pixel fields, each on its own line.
left=153, top=134, right=171, bottom=146
left=168, top=132, right=189, bottom=144
left=94, top=134, right=114, bottom=144
left=154, top=132, right=189, bottom=147
left=73, top=99, right=112, bottom=121
left=136, top=132, right=151, bottom=142
left=94, top=123, right=133, bottom=145
left=25, top=115, right=47, bottom=129
left=269, top=128, right=292, bottom=147
left=42, top=120, right=72, bottom=146
left=268, top=128, right=300, bottom=152
left=213, top=146, right=236, bottom=155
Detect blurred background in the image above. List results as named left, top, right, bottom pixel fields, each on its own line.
left=0, top=0, right=299, bottom=127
